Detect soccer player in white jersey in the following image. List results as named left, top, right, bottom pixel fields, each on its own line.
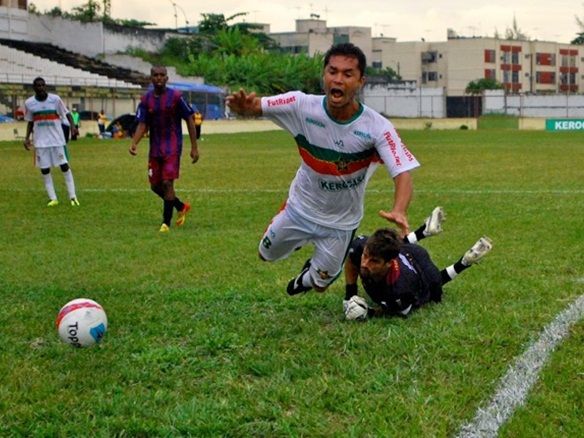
left=226, top=43, right=419, bottom=295
left=24, top=77, right=80, bottom=207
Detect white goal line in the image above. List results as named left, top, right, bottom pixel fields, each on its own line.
left=457, top=293, right=584, bottom=438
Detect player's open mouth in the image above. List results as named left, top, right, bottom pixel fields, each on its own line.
left=330, top=88, right=344, bottom=99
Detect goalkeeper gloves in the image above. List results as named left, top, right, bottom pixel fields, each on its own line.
left=344, top=295, right=369, bottom=321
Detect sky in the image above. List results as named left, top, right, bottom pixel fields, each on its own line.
left=29, top=0, right=583, bottom=44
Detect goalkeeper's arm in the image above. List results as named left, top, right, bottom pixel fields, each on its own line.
left=344, top=257, right=360, bottom=300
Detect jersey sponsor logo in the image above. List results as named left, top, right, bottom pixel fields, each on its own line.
left=316, top=268, right=331, bottom=280
left=353, top=129, right=372, bottom=140
left=266, top=95, right=296, bottom=107
left=383, top=131, right=402, bottom=166
left=402, top=143, right=415, bottom=162
left=305, top=117, right=325, bottom=128
left=319, top=174, right=366, bottom=192
left=36, top=121, right=58, bottom=128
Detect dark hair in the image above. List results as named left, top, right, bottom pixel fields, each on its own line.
left=323, top=43, right=366, bottom=77
left=32, top=77, right=45, bottom=86
left=150, top=65, right=167, bottom=75
left=364, top=228, right=401, bottom=261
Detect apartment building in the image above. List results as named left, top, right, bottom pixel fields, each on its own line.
left=373, top=33, right=580, bottom=96
left=270, top=18, right=373, bottom=63
left=269, top=18, right=581, bottom=98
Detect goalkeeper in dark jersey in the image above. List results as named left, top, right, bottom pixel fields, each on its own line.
left=343, top=207, right=493, bottom=320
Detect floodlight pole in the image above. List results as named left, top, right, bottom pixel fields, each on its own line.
left=167, top=0, right=178, bottom=30
left=174, top=2, right=190, bottom=32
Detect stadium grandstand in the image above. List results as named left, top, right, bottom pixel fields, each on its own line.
left=0, top=40, right=145, bottom=88
left=0, top=0, right=222, bottom=130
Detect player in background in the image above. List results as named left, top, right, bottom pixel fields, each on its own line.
left=343, top=207, right=493, bottom=320
left=129, top=65, right=199, bottom=233
left=23, top=77, right=80, bottom=207
left=70, top=106, right=80, bottom=141
left=226, top=43, right=419, bottom=296
left=193, top=110, right=203, bottom=140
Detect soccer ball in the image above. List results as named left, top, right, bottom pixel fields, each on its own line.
left=56, top=298, right=108, bottom=347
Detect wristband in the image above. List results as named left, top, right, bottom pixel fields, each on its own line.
left=345, top=283, right=358, bottom=299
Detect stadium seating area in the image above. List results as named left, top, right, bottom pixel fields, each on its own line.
left=0, top=39, right=147, bottom=89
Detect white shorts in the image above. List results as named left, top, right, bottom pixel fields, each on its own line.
left=259, top=206, right=355, bottom=288
left=35, top=146, right=68, bottom=169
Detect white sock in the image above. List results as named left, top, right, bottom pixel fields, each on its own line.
left=405, top=231, right=418, bottom=243
left=63, top=168, right=77, bottom=199
left=42, top=173, right=57, bottom=200
left=301, top=271, right=312, bottom=288
left=446, top=265, right=459, bottom=280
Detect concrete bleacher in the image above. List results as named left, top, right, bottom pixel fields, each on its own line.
left=0, top=44, right=141, bottom=88
left=0, top=39, right=150, bottom=88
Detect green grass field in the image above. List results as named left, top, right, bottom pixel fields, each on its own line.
left=1, top=129, right=583, bottom=436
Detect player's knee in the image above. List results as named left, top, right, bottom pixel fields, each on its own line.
left=258, top=250, right=277, bottom=262
left=60, top=163, right=70, bottom=172
left=40, top=168, right=50, bottom=175
left=313, top=284, right=328, bottom=293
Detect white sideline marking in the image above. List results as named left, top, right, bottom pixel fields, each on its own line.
left=457, top=293, right=584, bottom=438
left=6, top=188, right=584, bottom=195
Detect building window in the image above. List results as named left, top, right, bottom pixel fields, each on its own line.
left=500, top=45, right=521, bottom=64
left=421, top=51, right=438, bottom=64
left=372, top=61, right=382, bottom=69
left=512, top=71, right=519, bottom=83
left=536, top=71, right=555, bottom=84
left=484, top=69, right=496, bottom=80
left=334, top=34, right=349, bottom=44
left=536, top=53, right=555, bottom=66
left=427, top=71, right=438, bottom=81
left=484, top=49, right=496, bottom=63
left=560, top=72, right=577, bottom=85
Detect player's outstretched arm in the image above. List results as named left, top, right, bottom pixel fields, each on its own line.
left=379, top=171, right=414, bottom=236
left=225, top=88, right=262, bottom=117
left=344, top=259, right=360, bottom=300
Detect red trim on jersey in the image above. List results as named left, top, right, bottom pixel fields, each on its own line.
left=298, top=146, right=379, bottom=176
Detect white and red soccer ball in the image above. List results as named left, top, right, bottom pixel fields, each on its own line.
left=56, top=298, right=107, bottom=347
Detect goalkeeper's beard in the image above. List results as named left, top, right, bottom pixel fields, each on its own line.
left=360, top=268, right=381, bottom=283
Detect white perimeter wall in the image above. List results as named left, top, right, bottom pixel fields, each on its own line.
left=363, top=84, right=446, bottom=118
left=484, top=90, right=584, bottom=118
left=0, top=10, right=165, bottom=56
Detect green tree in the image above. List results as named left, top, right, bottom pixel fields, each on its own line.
left=198, top=12, right=248, bottom=34
left=465, top=78, right=503, bottom=95
left=212, top=27, right=261, bottom=57
left=70, top=0, right=101, bottom=22
left=365, top=66, right=401, bottom=81
left=505, top=16, right=529, bottom=40
left=572, top=33, right=584, bottom=44
left=465, top=78, right=503, bottom=117
left=573, top=14, right=584, bottom=44
left=47, top=7, right=64, bottom=17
